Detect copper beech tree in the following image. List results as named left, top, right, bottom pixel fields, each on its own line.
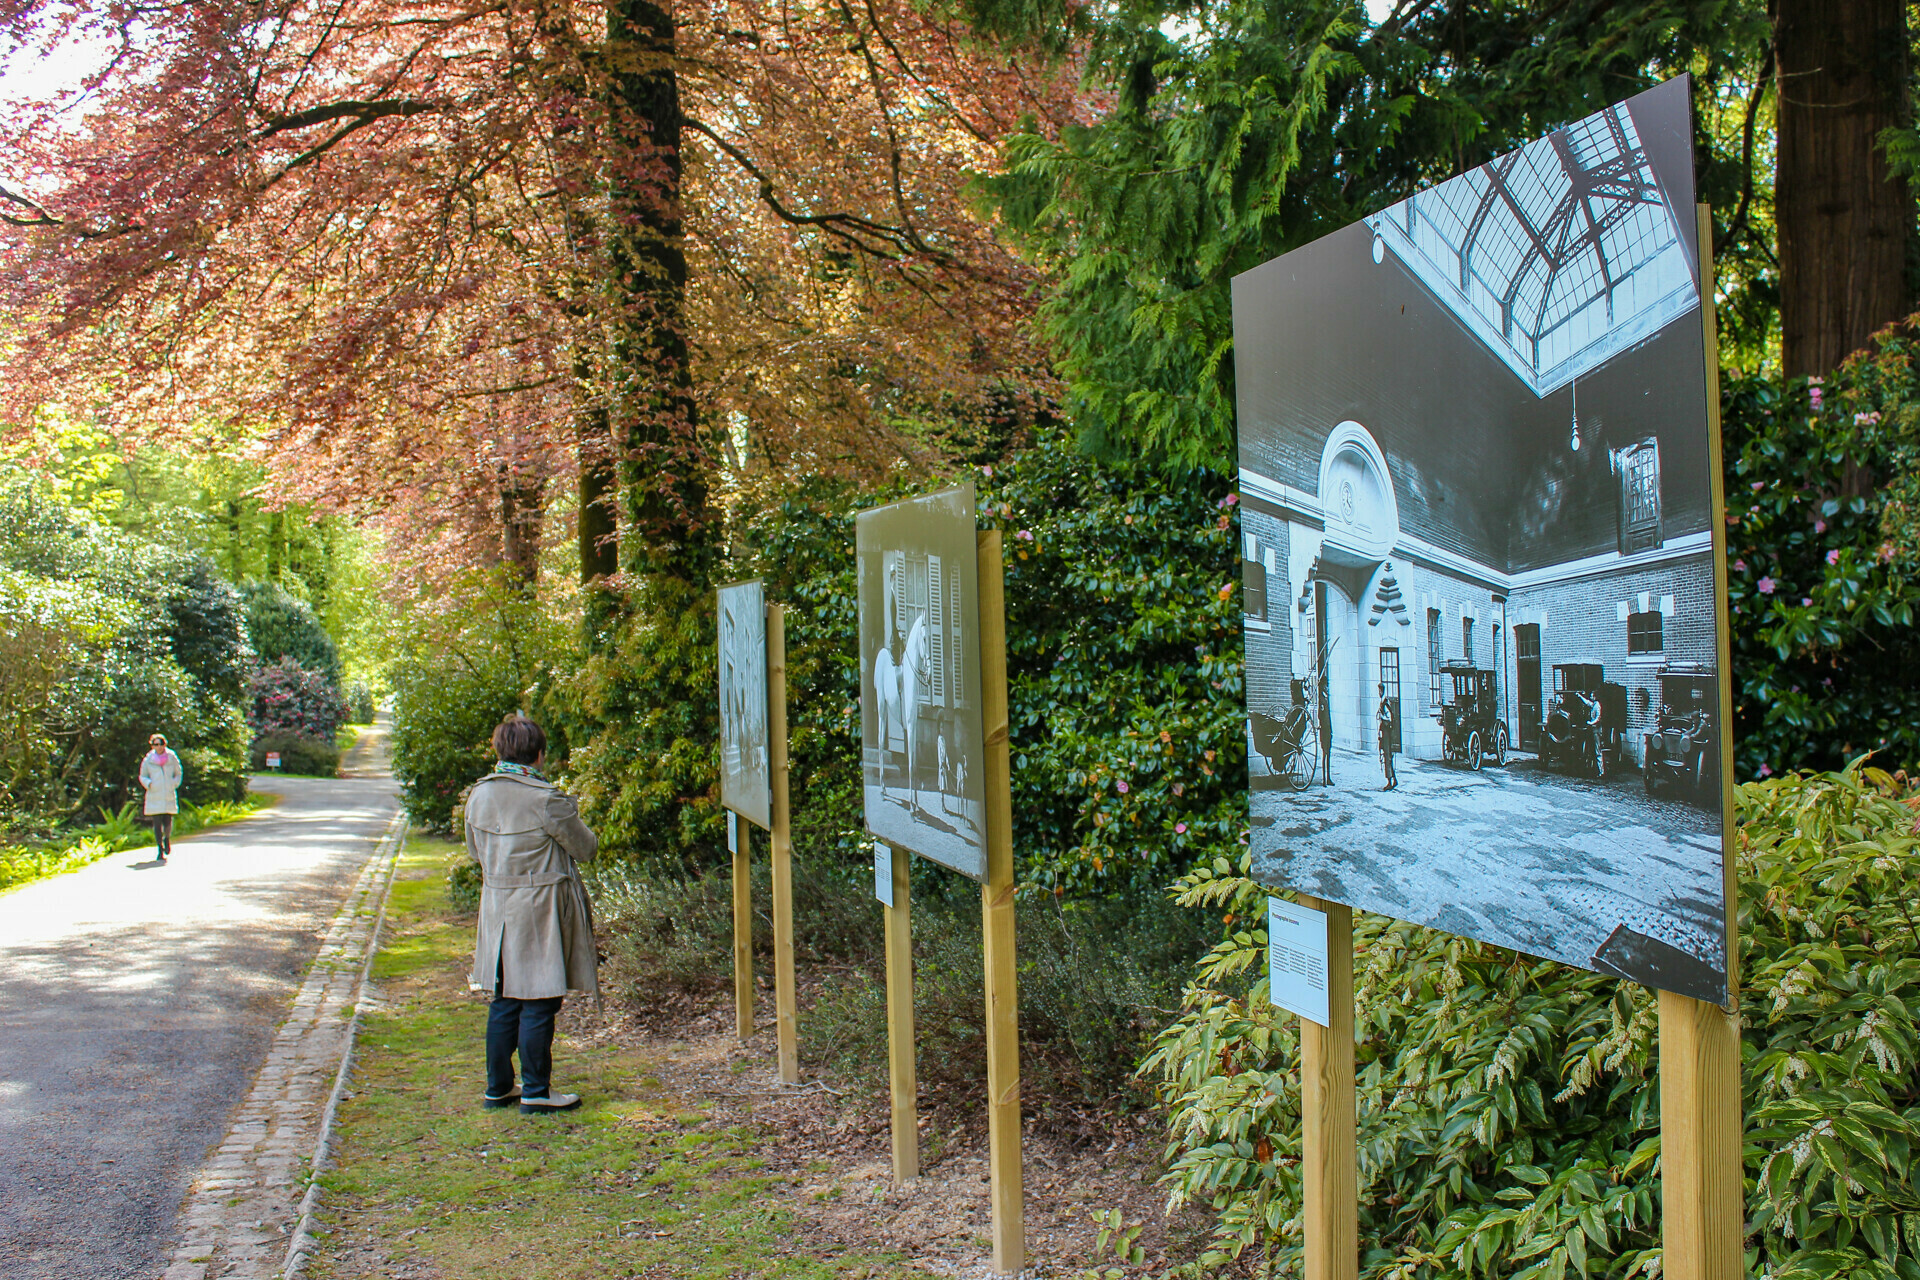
left=0, top=0, right=1087, bottom=596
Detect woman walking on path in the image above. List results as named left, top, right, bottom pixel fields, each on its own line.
left=139, top=734, right=183, bottom=862
left=466, top=715, right=599, bottom=1115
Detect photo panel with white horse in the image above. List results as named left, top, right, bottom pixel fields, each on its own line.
left=1232, top=77, right=1734, bottom=1005
left=717, top=579, right=771, bottom=830
left=857, top=486, right=988, bottom=880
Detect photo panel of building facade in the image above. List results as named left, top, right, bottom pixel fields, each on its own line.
left=1232, top=77, right=1732, bottom=1004
left=717, top=579, right=771, bottom=831
left=856, top=487, right=989, bottom=880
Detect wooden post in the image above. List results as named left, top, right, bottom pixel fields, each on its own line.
left=1657, top=205, right=1743, bottom=1280
left=977, top=530, right=1024, bottom=1277
left=1298, top=896, right=1356, bottom=1280
left=731, top=813, right=753, bottom=1041
left=884, top=842, right=919, bottom=1181
left=769, top=603, right=799, bottom=1084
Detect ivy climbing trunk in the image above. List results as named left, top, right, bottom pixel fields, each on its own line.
left=607, top=0, right=714, bottom=592
left=1774, top=0, right=1915, bottom=378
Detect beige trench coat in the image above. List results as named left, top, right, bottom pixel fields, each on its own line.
left=465, top=772, right=600, bottom=1001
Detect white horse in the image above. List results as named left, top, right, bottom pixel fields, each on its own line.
left=873, top=613, right=928, bottom=812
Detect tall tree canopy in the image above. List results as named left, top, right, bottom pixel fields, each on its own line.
left=981, top=0, right=1781, bottom=469
left=0, top=0, right=1087, bottom=590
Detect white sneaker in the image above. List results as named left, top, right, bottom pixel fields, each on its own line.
left=519, top=1092, right=581, bottom=1114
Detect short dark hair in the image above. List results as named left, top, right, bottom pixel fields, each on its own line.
left=493, top=715, right=546, bottom=765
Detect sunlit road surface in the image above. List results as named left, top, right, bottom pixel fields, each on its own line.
left=0, top=729, right=400, bottom=1280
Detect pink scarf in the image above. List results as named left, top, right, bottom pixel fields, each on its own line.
left=147, top=748, right=171, bottom=767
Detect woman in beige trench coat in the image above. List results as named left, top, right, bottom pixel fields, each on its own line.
left=465, top=715, right=599, bottom=1114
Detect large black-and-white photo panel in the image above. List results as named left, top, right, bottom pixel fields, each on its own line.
left=1232, top=76, right=1733, bottom=1004
left=718, top=579, right=771, bottom=831
left=857, top=486, right=988, bottom=880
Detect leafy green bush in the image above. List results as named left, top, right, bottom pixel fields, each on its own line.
left=447, top=856, right=482, bottom=912
left=346, top=680, right=376, bottom=724
left=243, top=580, right=342, bottom=686
left=1723, top=336, right=1920, bottom=777
left=0, top=475, right=252, bottom=821
left=249, top=730, right=340, bottom=777
left=1118, top=764, right=1920, bottom=1280
left=563, top=437, right=1246, bottom=904
left=385, top=576, right=565, bottom=830
left=805, top=879, right=1214, bottom=1107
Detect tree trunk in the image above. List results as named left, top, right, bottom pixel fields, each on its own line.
left=578, top=404, right=620, bottom=585
left=1774, top=0, right=1915, bottom=378
left=606, top=0, right=713, bottom=588
left=500, top=467, right=546, bottom=591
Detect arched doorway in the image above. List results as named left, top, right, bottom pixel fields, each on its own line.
left=1312, top=579, right=1364, bottom=753
left=1302, top=422, right=1400, bottom=763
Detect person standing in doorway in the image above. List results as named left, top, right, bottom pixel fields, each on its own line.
left=139, top=734, right=182, bottom=863
left=466, top=715, right=600, bottom=1114
left=1377, top=684, right=1398, bottom=791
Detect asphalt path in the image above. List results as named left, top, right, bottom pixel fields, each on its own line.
left=0, top=725, right=401, bottom=1280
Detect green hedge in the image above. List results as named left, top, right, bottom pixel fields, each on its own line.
left=1120, top=764, right=1920, bottom=1280
left=249, top=730, right=339, bottom=778
left=553, top=442, right=1246, bottom=903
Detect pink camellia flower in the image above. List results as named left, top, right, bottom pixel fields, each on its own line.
left=1750, top=481, right=1764, bottom=492
left=1881, top=542, right=1897, bottom=564
left=1225, top=494, right=1239, bottom=506
left=1116, top=780, right=1129, bottom=794
left=1827, top=549, right=1841, bottom=565
left=1856, top=411, right=1881, bottom=426
left=982, top=465, right=994, bottom=477
left=1757, top=576, right=1776, bottom=594
left=1814, top=519, right=1827, bottom=534
left=1759, top=764, right=1773, bottom=778
left=1802, top=598, right=1813, bottom=607
left=1174, top=823, right=1188, bottom=834
left=1016, top=529, right=1033, bottom=541
left=1733, top=559, right=1747, bottom=572
left=1172, top=782, right=1185, bottom=796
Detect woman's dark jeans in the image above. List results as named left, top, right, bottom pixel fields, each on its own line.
left=152, top=813, right=173, bottom=857
left=485, top=995, right=564, bottom=1099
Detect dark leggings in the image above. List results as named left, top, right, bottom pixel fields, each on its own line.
left=152, top=813, right=174, bottom=856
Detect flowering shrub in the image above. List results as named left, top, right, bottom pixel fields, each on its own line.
left=246, top=658, right=350, bottom=740
left=1120, top=764, right=1920, bottom=1280
left=1723, top=322, right=1920, bottom=777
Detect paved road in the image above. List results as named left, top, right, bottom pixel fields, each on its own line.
left=0, top=727, right=400, bottom=1280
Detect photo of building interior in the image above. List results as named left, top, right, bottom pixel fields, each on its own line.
left=1233, top=79, right=1732, bottom=1002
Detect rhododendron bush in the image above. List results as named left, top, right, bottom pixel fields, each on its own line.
left=246, top=659, right=350, bottom=741
left=1722, top=318, right=1920, bottom=777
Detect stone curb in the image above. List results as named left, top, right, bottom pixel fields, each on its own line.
left=160, top=809, right=406, bottom=1280
left=282, top=810, right=405, bottom=1279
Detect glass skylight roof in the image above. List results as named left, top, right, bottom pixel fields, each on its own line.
left=1365, top=102, right=1698, bottom=397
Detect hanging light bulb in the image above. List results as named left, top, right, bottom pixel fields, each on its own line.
left=1569, top=377, right=1582, bottom=452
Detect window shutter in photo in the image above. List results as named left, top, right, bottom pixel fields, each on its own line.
left=928, top=555, right=946, bottom=702
left=949, top=572, right=963, bottom=706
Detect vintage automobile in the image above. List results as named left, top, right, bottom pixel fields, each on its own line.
left=1644, top=663, right=1719, bottom=795
left=1543, top=661, right=1610, bottom=776
left=1440, top=660, right=1507, bottom=770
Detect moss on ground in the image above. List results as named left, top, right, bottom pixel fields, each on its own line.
left=311, top=836, right=913, bottom=1280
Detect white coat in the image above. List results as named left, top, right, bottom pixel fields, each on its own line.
left=139, top=751, right=183, bottom=816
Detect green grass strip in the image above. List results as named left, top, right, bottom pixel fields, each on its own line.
left=312, top=838, right=915, bottom=1280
